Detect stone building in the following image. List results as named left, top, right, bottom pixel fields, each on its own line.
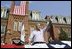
left=45, top=15, right=71, bottom=40
left=1, top=1, right=48, bottom=44
left=1, top=1, right=71, bottom=44
left=1, top=7, right=9, bottom=43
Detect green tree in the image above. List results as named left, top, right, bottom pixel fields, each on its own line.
left=59, top=27, right=68, bottom=40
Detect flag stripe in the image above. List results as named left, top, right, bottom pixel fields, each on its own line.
left=13, top=1, right=26, bottom=15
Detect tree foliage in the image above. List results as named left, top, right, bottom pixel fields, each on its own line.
left=59, top=28, right=68, bottom=40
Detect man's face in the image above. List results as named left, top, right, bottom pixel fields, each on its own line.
left=37, top=24, right=41, bottom=29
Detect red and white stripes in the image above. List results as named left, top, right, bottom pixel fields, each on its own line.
left=13, top=1, right=26, bottom=15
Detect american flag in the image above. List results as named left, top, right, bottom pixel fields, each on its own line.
left=11, top=1, right=26, bottom=15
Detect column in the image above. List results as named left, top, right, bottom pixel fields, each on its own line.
left=4, top=9, right=7, bottom=18
left=1, top=9, right=4, bottom=18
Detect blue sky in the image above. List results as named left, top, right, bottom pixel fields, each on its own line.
left=1, top=1, right=71, bottom=18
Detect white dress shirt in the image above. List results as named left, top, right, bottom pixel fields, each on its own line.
left=29, top=26, right=47, bottom=43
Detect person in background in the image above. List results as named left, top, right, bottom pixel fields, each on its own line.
left=48, top=37, right=54, bottom=43
left=29, top=22, right=49, bottom=48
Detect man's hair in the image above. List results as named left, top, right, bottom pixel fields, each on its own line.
left=35, top=25, right=40, bottom=31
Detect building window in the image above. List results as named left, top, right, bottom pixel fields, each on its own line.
left=63, top=17, right=67, bottom=23
left=18, top=21, right=22, bottom=31
left=6, top=10, right=9, bottom=18
left=4, top=10, right=7, bottom=18
left=1, top=9, right=4, bottom=18
left=32, top=11, right=40, bottom=20
left=13, top=21, right=18, bottom=31
left=1, top=25, right=6, bottom=34
left=55, top=17, right=58, bottom=22
left=1, top=9, right=8, bottom=18
left=30, top=11, right=32, bottom=19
